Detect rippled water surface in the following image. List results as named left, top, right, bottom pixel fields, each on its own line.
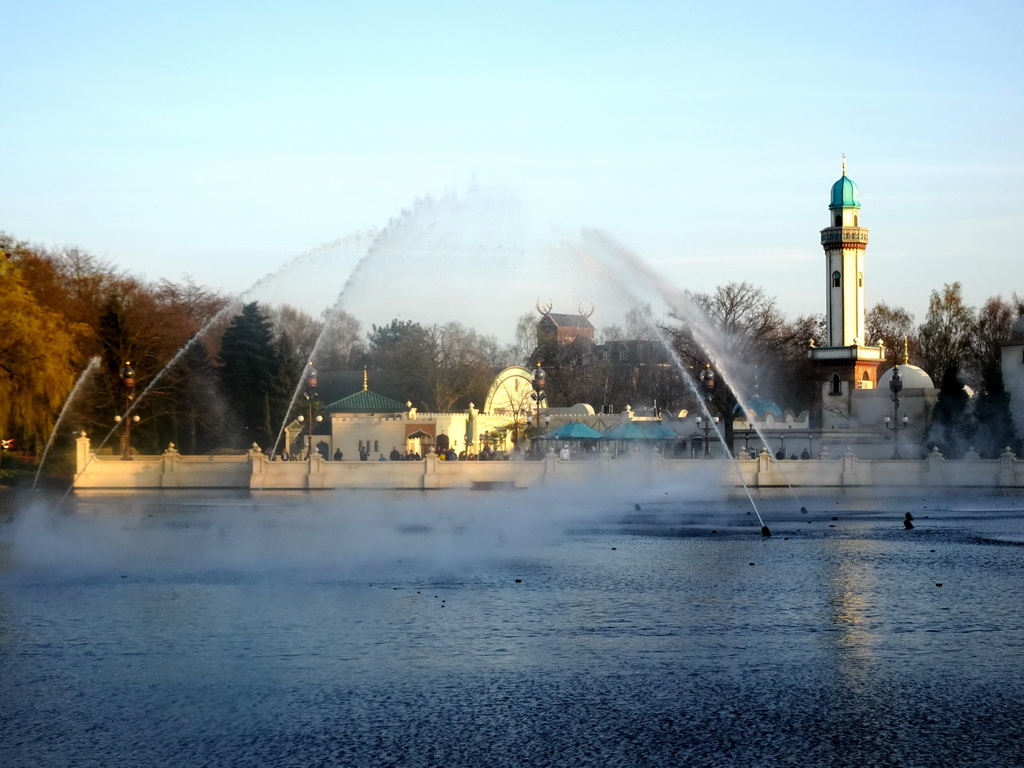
left=2, top=487, right=1023, bottom=767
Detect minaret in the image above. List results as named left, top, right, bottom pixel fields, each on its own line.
left=821, top=155, right=869, bottom=347
left=810, top=159, right=884, bottom=426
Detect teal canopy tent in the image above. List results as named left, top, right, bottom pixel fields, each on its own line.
left=600, top=421, right=677, bottom=441
left=543, top=421, right=604, bottom=440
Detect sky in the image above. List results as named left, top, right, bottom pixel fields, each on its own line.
left=4, top=1, right=1023, bottom=341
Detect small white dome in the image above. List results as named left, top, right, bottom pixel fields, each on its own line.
left=878, top=364, right=934, bottom=390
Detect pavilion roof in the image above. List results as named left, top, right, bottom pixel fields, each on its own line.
left=324, top=389, right=407, bottom=414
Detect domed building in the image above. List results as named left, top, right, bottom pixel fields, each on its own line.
left=877, top=362, right=934, bottom=391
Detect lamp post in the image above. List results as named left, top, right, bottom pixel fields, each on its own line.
left=696, top=363, right=719, bottom=457
left=118, top=362, right=137, bottom=460
left=699, top=363, right=716, bottom=401
left=298, top=361, right=322, bottom=470
left=885, top=365, right=908, bottom=459
left=531, top=363, right=546, bottom=456
left=695, top=415, right=719, bottom=457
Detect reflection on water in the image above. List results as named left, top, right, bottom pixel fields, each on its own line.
left=1, top=489, right=1023, bottom=767
left=828, top=539, right=882, bottom=656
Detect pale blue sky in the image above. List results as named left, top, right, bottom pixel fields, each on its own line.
left=4, top=1, right=1022, bottom=339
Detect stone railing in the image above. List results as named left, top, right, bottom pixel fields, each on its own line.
left=72, top=436, right=1023, bottom=490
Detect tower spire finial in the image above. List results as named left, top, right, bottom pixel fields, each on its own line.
left=363, top=366, right=368, bottom=391
left=903, top=336, right=910, bottom=365
left=841, top=154, right=847, bottom=176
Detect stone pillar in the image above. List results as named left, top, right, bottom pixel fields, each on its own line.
left=161, top=442, right=180, bottom=488
left=926, top=446, right=945, bottom=485
left=249, top=444, right=268, bottom=488
left=999, top=446, right=1017, bottom=487
left=307, top=453, right=325, bottom=489
left=841, top=449, right=867, bottom=486
left=422, top=453, right=439, bottom=489
left=76, top=432, right=92, bottom=476
left=543, top=452, right=557, bottom=483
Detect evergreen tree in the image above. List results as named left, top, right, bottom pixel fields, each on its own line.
left=218, top=303, right=287, bottom=449
left=177, top=339, right=223, bottom=454
left=365, top=320, right=435, bottom=407
left=927, top=365, right=974, bottom=458
left=972, top=367, right=1021, bottom=458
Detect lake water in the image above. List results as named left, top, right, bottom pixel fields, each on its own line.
left=2, top=485, right=1023, bottom=767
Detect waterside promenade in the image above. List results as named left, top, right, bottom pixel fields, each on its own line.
left=73, top=435, right=1024, bottom=491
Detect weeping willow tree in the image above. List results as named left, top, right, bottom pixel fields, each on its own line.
left=0, top=254, right=84, bottom=453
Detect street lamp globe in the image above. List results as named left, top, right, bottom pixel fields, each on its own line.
left=699, top=363, right=716, bottom=399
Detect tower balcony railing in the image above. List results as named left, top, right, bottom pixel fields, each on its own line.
left=820, top=227, right=869, bottom=246
left=809, top=344, right=885, bottom=361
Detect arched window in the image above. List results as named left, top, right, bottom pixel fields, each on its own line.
left=854, top=214, right=858, bottom=226
left=832, top=271, right=841, bottom=288
left=858, top=272, right=863, bottom=287
left=830, top=373, right=842, bottom=396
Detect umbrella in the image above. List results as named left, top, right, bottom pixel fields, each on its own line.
left=543, top=421, right=603, bottom=440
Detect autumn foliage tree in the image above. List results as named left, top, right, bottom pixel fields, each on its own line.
left=0, top=249, right=83, bottom=452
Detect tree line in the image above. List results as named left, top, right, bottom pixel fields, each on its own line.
left=0, top=234, right=524, bottom=461
left=866, top=283, right=1024, bottom=457
left=2, top=232, right=1021, bottom=464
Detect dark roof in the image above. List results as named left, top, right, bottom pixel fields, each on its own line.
left=324, top=389, right=407, bottom=414
left=542, top=312, right=595, bottom=329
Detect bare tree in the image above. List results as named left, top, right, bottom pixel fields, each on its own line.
left=866, top=301, right=919, bottom=370
left=668, top=282, right=820, bottom=446
left=426, top=322, right=505, bottom=412
left=510, top=311, right=539, bottom=366
left=972, top=296, right=1017, bottom=389
left=918, top=282, right=976, bottom=385
left=315, top=310, right=365, bottom=371
left=267, top=305, right=322, bottom=363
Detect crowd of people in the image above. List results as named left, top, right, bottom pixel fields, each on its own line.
left=269, top=442, right=609, bottom=462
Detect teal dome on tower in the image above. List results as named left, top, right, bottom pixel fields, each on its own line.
left=829, top=161, right=861, bottom=209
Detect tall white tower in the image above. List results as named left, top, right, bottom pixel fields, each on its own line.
left=821, top=157, right=869, bottom=347
left=810, top=160, right=884, bottom=427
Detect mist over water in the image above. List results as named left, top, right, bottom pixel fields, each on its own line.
left=5, top=471, right=734, bottom=579
left=3, top=488, right=1024, bottom=767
